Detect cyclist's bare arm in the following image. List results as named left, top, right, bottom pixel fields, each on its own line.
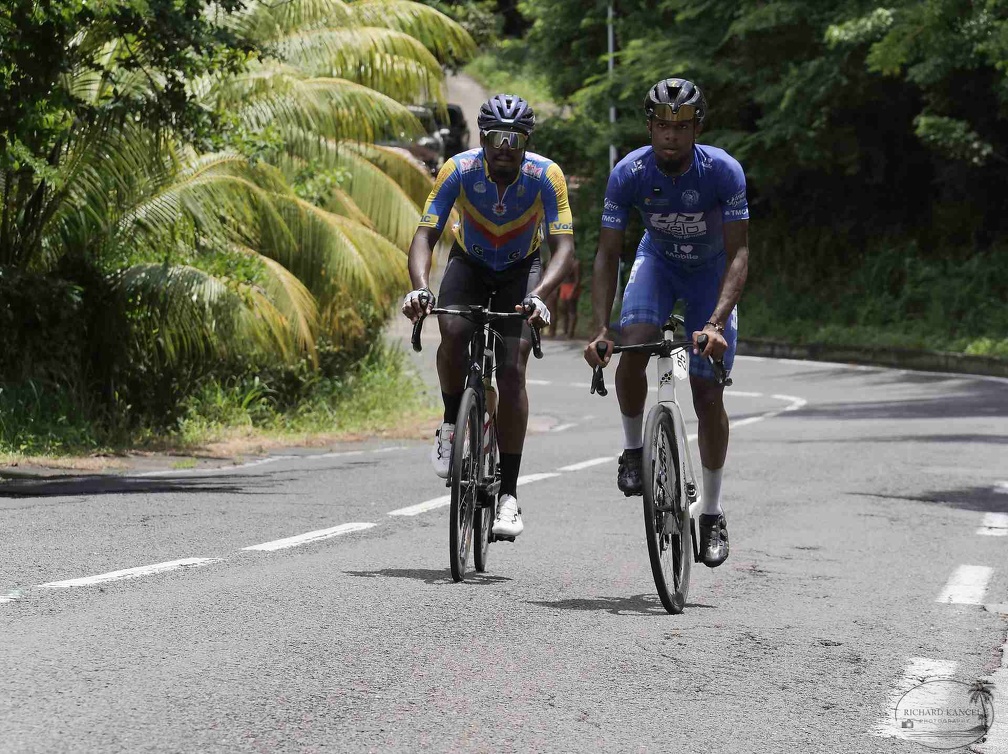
left=403, top=226, right=443, bottom=321
left=584, top=227, right=625, bottom=367
left=695, top=219, right=749, bottom=358
left=528, top=233, right=575, bottom=302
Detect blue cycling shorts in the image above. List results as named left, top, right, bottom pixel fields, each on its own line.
left=619, top=252, right=737, bottom=382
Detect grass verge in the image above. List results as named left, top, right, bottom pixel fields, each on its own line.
left=0, top=339, right=439, bottom=466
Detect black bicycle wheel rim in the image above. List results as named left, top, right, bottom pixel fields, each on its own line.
left=474, top=415, right=497, bottom=572
left=449, top=389, right=480, bottom=582
left=642, top=405, right=691, bottom=614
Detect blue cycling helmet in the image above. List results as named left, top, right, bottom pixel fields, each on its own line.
left=477, top=94, right=536, bottom=135
left=643, top=78, right=707, bottom=126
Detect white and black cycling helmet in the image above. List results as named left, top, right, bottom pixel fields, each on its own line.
left=643, top=78, right=707, bottom=126
left=477, top=94, right=536, bottom=135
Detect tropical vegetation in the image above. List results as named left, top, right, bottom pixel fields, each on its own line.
left=0, top=0, right=475, bottom=454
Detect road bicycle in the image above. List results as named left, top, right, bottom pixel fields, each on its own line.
left=589, top=314, right=731, bottom=614
left=412, top=296, right=543, bottom=582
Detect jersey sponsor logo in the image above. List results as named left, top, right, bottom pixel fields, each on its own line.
left=661, top=243, right=700, bottom=262
left=603, top=198, right=620, bottom=211
left=602, top=214, right=621, bottom=224
left=725, top=207, right=748, bottom=221
left=725, top=189, right=746, bottom=207
left=420, top=212, right=439, bottom=225
left=493, top=202, right=507, bottom=216
left=474, top=181, right=487, bottom=193
left=517, top=185, right=526, bottom=197
left=522, top=163, right=544, bottom=179
left=471, top=244, right=486, bottom=257
left=649, top=211, right=707, bottom=238
left=630, top=159, right=644, bottom=174
left=508, top=250, right=523, bottom=261
left=548, top=220, right=573, bottom=233
left=459, top=157, right=481, bottom=173
left=681, top=189, right=700, bottom=207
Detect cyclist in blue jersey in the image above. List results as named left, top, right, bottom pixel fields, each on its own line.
left=583, top=78, right=750, bottom=568
left=403, top=94, right=576, bottom=539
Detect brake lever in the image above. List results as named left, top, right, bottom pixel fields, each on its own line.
left=410, top=291, right=430, bottom=352
left=590, top=341, right=609, bottom=397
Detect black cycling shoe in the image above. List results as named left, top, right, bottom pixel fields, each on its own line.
left=617, top=448, right=643, bottom=497
left=697, top=513, right=730, bottom=568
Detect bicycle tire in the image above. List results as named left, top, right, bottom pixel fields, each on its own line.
left=473, top=413, right=498, bottom=572
left=642, top=404, right=691, bottom=614
left=449, top=388, right=480, bottom=582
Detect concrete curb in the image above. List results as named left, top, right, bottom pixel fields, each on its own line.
left=737, top=338, right=1008, bottom=379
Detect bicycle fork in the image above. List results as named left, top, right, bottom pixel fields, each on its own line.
left=655, top=330, right=702, bottom=563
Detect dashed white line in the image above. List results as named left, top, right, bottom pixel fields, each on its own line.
left=873, top=657, right=959, bottom=738
left=551, top=423, right=577, bottom=432
left=995, top=482, right=1008, bottom=494
left=558, top=457, right=614, bottom=472
left=40, top=558, right=221, bottom=589
left=978, top=512, right=1008, bottom=536
left=935, top=565, right=993, bottom=605
left=243, top=522, right=376, bottom=552
left=388, top=472, right=562, bottom=517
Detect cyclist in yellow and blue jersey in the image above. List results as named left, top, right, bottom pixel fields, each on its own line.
left=402, top=94, right=576, bottom=540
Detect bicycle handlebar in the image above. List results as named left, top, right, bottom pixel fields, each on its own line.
left=590, top=333, right=732, bottom=397
left=411, top=295, right=543, bottom=359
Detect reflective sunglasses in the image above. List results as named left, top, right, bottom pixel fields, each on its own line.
left=649, top=103, right=698, bottom=122
left=482, top=129, right=528, bottom=150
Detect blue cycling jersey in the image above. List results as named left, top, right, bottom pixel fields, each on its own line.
left=418, top=148, right=574, bottom=272
left=602, top=144, right=749, bottom=267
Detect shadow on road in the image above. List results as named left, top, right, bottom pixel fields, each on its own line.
left=0, top=473, right=270, bottom=498
left=855, top=485, right=1008, bottom=514
left=528, top=593, right=715, bottom=616
left=345, top=567, right=511, bottom=585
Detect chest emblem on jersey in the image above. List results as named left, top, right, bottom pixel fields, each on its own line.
left=493, top=202, right=507, bottom=216
left=517, top=185, right=526, bottom=197
left=474, top=181, right=487, bottom=194
left=682, top=189, right=700, bottom=207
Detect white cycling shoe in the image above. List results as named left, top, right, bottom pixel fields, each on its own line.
left=431, top=422, right=453, bottom=478
left=492, top=494, right=524, bottom=538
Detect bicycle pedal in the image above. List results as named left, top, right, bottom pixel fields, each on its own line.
left=498, top=536, right=516, bottom=543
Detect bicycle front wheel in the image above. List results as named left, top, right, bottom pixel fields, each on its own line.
left=449, top=388, right=480, bottom=582
left=474, top=413, right=498, bottom=573
left=642, top=404, right=691, bottom=614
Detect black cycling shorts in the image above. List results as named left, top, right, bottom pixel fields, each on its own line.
left=437, top=247, right=541, bottom=340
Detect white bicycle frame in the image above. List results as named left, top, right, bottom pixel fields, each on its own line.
left=654, top=323, right=702, bottom=520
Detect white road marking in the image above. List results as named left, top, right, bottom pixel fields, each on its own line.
left=372, top=446, right=406, bottom=453
left=136, top=456, right=293, bottom=477
left=1, top=590, right=22, bottom=604
left=551, top=423, right=577, bottom=432
left=388, top=494, right=452, bottom=517
left=935, top=565, right=993, bottom=604
left=995, top=481, right=1008, bottom=494
left=527, top=379, right=552, bottom=385
left=388, top=472, right=562, bottom=517
left=978, top=512, right=1008, bottom=536
left=558, top=457, right=614, bottom=472
left=40, top=558, right=221, bottom=589
left=243, top=522, right=376, bottom=552
left=872, top=657, right=959, bottom=738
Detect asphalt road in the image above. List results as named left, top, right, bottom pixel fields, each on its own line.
left=2, top=315, right=1007, bottom=753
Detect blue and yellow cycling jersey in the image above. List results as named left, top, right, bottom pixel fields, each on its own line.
left=418, top=148, right=574, bottom=272
left=602, top=144, right=749, bottom=268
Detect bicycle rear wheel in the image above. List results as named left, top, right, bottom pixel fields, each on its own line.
left=642, top=404, right=691, bottom=614
left=449, top=388, right=480, bottom=582
left=473, top=414, right=498, bottom=572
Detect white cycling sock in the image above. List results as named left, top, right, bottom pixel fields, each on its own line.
left=701, top=466, right=723, bottom=516
left=622, top=412, right=644, bottom=451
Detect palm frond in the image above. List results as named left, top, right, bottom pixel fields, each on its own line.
left=349, top=0, right=476, bottom=66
